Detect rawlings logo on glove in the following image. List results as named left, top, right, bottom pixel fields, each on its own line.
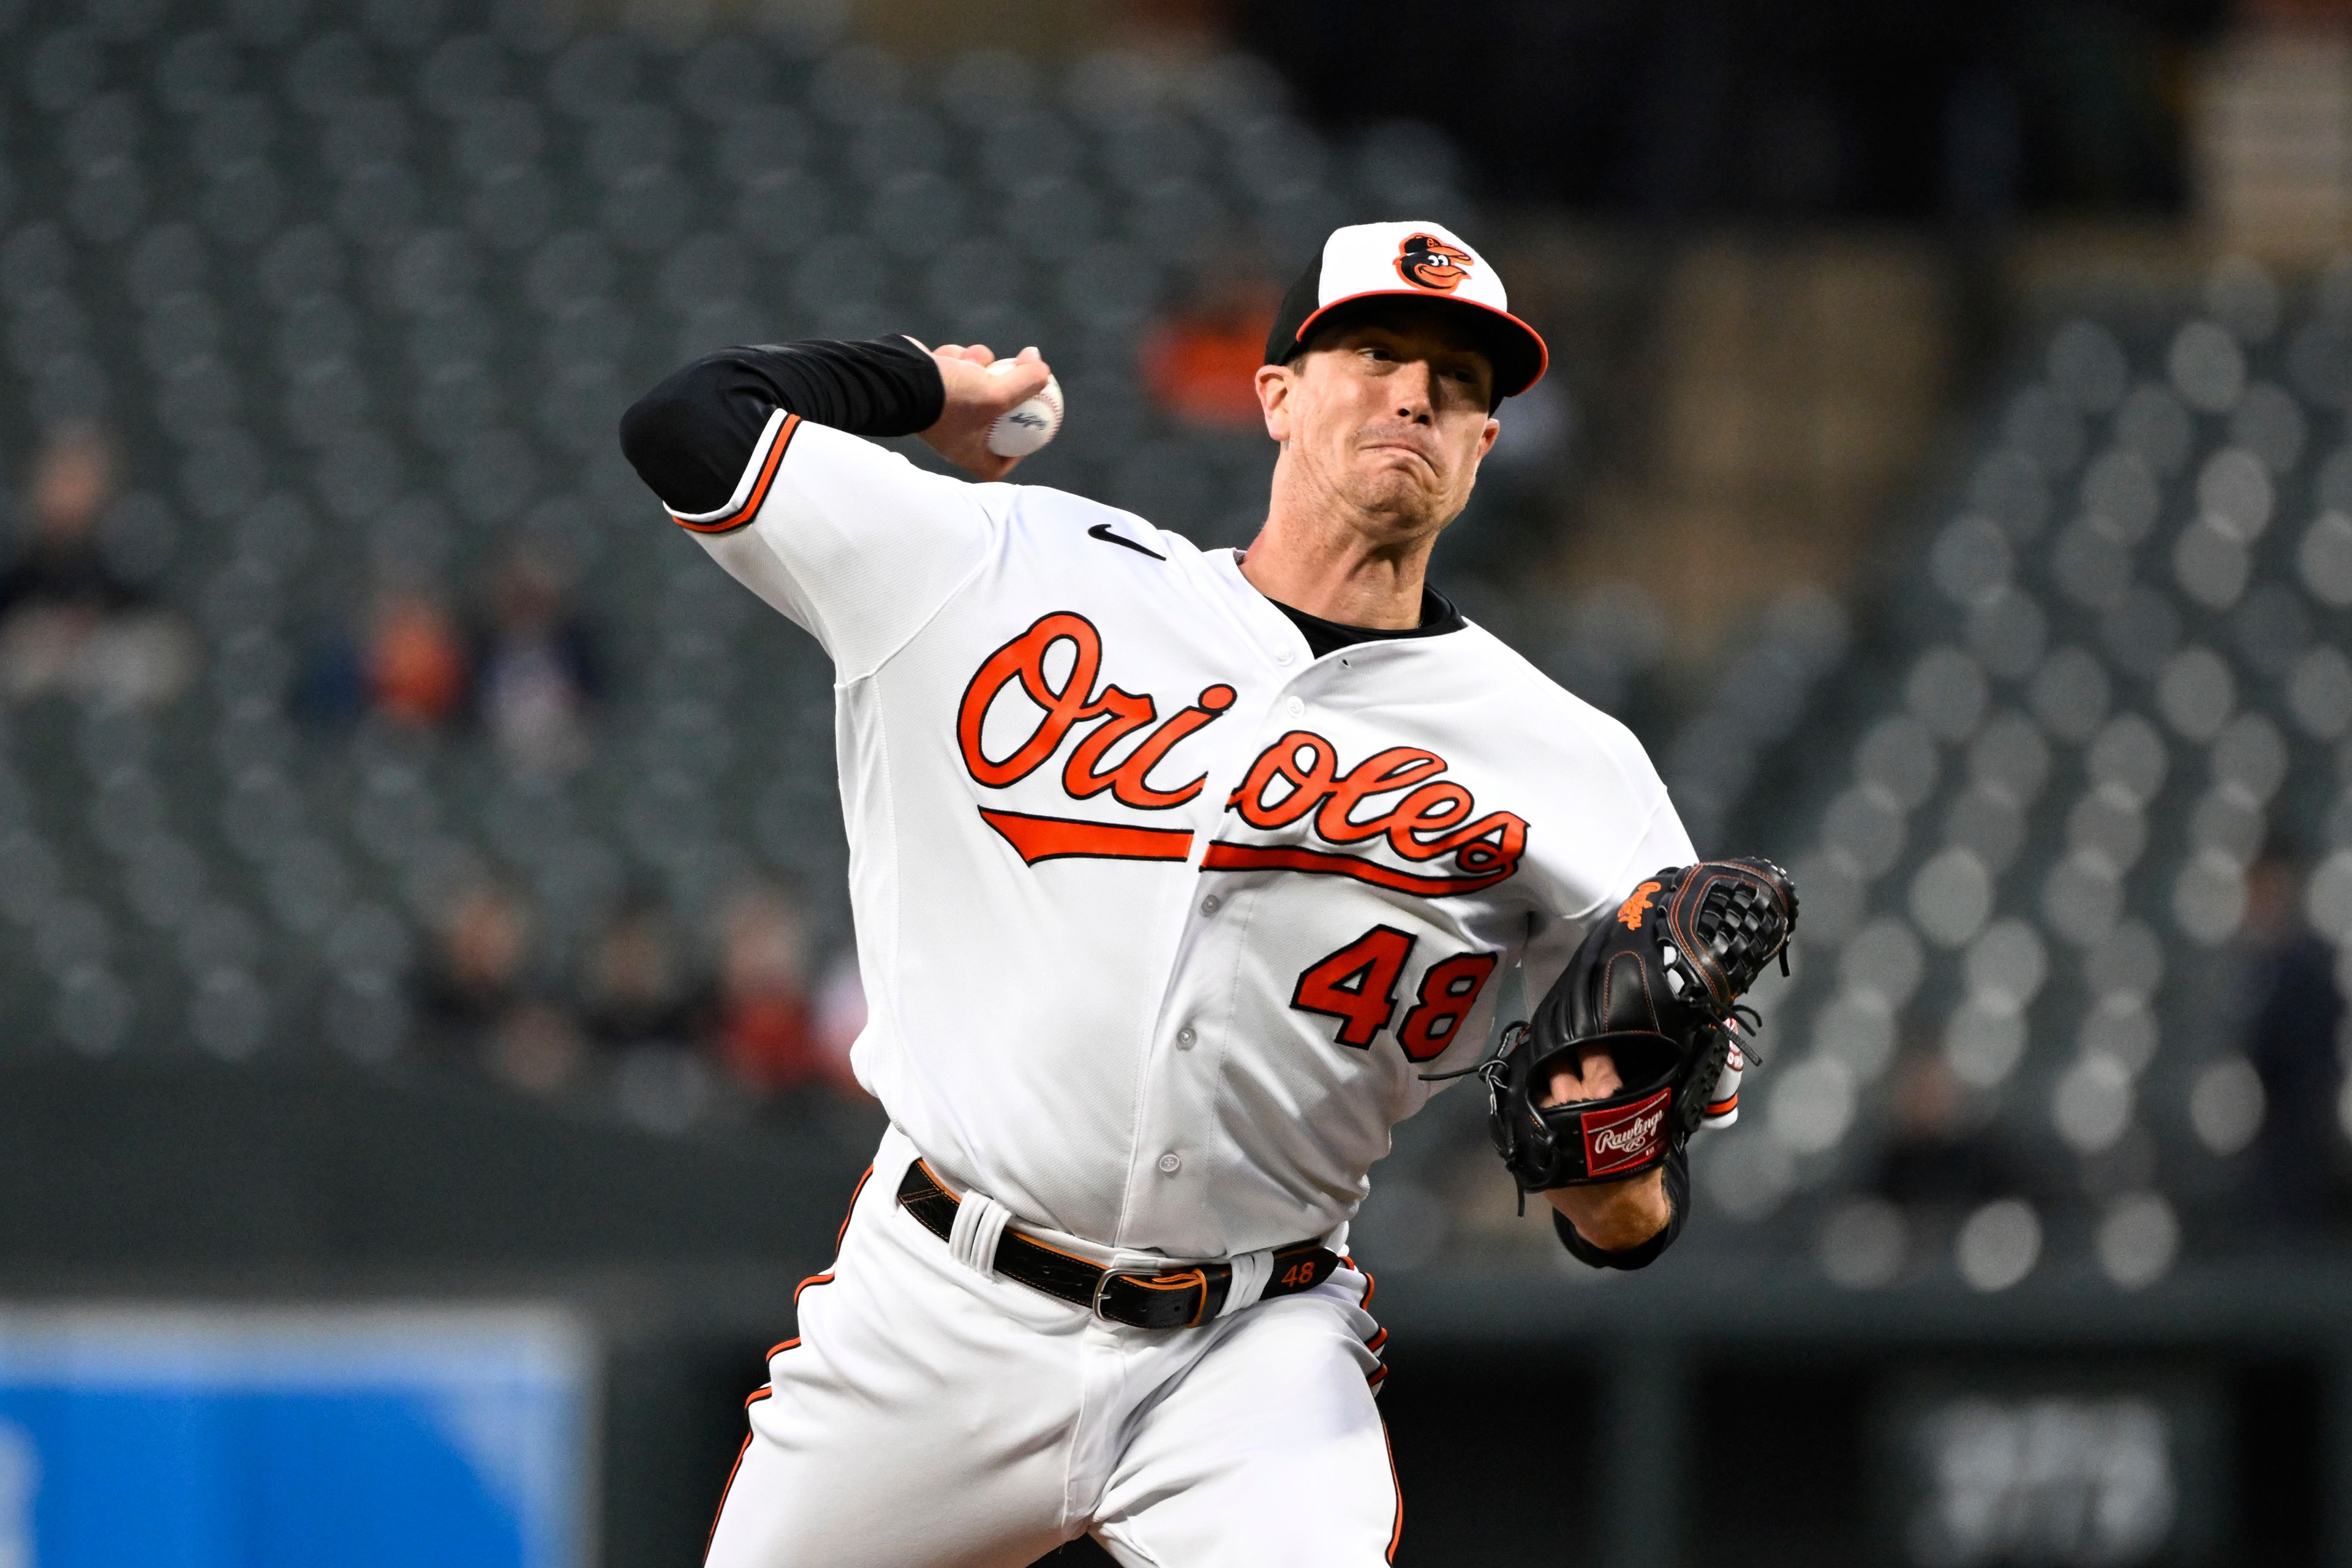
left=1582, top=1090, right=1672, bottom=1176
left=1483, top=858, right=1798, bottom=1196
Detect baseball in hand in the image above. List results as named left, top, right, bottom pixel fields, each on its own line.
left=984, top=361, right=1064, bottom=458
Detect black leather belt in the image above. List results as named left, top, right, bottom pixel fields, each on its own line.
left=895, top=1159, right=1340, bottom=1330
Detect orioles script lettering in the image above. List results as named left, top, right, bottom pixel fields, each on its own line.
left=1215, top=733, right=1526, bottom=892
left=957, top=612, right=1234, bottom=810
left=957, top=611, right=1529, bottom=895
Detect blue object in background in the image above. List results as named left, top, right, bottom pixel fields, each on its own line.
left=0, top=1306, right=594, bottom=1568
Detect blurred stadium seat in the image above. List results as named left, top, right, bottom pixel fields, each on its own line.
left=1694, top=270, right=2352, bottom=1285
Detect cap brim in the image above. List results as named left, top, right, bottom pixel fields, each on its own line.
left=1294, top=290, right=1549, bottom=399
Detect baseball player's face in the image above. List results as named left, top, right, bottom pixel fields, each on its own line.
left=1257, top=308, right=1502, bottom=542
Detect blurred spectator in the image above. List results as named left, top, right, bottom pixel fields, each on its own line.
left=0, top=423, right=193, bottom=705
left=578, top=896, right=699, bottom=1053
left=1139, top=275, right=1280, bottom=428
left=472, top=546, right=602, bottom=774
left=2234, top=846, right=2348, bottom=1232
left=1, top=426, right=131, bottom=615
left=709, top=884, right=829, bottom=1095
left=491, top=1001, right=590, bottom=1098
left=578, top=894, right=719, bottom=1136
left=372, top=586, right=472, bottom=726
left=303, top=579, right=472, bottom=729
left=1871, top=1047, right=2035, bottom=1220
left=418, top=883, right=529, bottom=1041
left=418, top=883, right=582, bottom=1093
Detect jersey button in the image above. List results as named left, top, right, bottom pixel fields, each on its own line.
left=1200, top=894, right=1221, bottom=914
left=1275, top=648, right=1295, bottom=665
left=1158, top=1153, right=1182, bottom=1174
left=1176, top=1026, right=1197, bottom=1049
left=1284, top=696, right=1306, bottom=718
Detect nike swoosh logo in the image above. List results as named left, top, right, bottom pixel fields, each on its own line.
left=1087, top=522, right=1165, bottom=560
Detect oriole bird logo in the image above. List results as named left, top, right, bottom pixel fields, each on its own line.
left=1394, top=232, right=1474, bottom=292
left=1615, top=880, right=1662, bottom=930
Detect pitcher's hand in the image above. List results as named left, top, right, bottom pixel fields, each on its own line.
left=918, top=342, right=1052, bottom=481
left=1537, top=1046, right=1671, bottom=1252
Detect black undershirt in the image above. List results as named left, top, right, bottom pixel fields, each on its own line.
left=620, top=335, right=943, bottom=515
left=1270, top=587, right=1465, bottom=657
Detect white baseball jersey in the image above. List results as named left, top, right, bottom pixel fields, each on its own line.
left=676, top=410, right=1697, bottom=1260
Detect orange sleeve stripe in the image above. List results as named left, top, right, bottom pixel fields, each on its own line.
left=671, top=412, right=801, bottom=534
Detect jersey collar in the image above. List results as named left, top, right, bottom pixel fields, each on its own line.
left=1207, top=548, right=1317, bottom=669
left=1210, top=548, right=1466, bottom=667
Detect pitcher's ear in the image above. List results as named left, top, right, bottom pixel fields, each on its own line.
left=1256, top=362, right=1296, bottom=442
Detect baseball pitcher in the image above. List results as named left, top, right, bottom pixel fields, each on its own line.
left=620, top=220, right=1795, bottom=1567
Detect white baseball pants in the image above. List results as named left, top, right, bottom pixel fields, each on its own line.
left=703, top=1125, right=1399, bottom=1568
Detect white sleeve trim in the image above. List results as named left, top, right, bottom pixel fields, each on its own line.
left=666, top=406, right=790, bottom=525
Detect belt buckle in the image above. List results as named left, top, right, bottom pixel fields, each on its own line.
left=1090, top=1264, right=1208, bottom=1329
left=1089, top=1264, right=1150, bottom=1324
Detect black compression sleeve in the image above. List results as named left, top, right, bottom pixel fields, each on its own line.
left=618, top=336, right=946, bottom=515
left=1550, top=1148, right=1689, bottom=1271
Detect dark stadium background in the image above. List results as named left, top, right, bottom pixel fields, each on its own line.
left=1, top=0, right=2348, bottom=1563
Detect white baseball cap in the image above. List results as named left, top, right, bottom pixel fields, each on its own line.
left=1262, top=219, right=1548, bottom=399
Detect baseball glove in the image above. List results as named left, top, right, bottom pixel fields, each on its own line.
left=1483, top=858, right=1797, bottom=1198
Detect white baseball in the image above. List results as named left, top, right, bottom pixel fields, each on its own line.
left=984, top=364, right=1064, bottom=458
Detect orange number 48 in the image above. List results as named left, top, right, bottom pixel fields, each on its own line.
left=1289, top=927, right=1499, bottom=1063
